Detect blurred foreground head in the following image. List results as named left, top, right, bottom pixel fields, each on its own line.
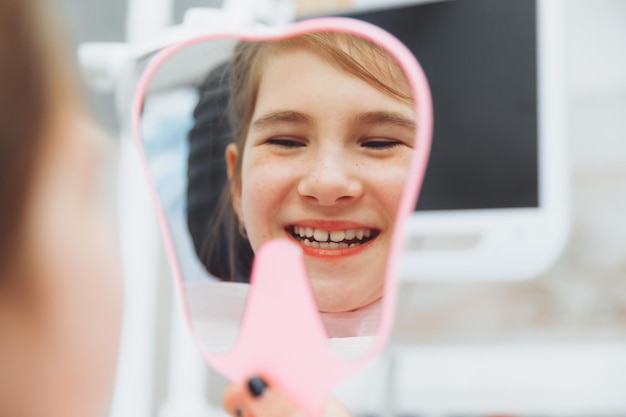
left=0, top=1, right=123, bottom=417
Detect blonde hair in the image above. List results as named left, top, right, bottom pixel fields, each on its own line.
left=0, top=0, right=85, bottom=275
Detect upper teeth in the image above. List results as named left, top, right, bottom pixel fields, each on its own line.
left=293, top=226, right=372, bottom=243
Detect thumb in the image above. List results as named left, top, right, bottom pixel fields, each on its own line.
left=244, top=376, right=302, bottom=417
left=224, top=376, right=351, bottom=417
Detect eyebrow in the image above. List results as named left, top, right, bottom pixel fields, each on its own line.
left=353, top=111, right=416, bottom=131
left=251, top=111, right=313, bottom=129
left=250, top=110, right=416, bottom=132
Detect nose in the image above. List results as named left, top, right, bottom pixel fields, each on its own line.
left=297, top=150, right=363, bottom=206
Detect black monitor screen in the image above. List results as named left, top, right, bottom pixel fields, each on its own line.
left=340, top=0, right=538, bottom=211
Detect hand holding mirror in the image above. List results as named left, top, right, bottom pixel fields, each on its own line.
left=132, top=17, right=432, bottom=417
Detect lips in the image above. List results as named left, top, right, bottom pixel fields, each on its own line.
left=286, top=225, right=379, bottom=250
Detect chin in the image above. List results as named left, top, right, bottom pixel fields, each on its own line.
left=311, top=283, right=378, bottom=314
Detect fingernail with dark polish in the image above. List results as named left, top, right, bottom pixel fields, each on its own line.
left=235, top=406, right=243, bottom=417
left=247, top=376, right=268, bottom=397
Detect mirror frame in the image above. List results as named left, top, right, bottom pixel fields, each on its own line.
left=132, top=17, right=433, bottom=417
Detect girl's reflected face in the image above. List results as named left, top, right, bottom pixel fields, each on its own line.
left=230, top=48, right=414, bottom=313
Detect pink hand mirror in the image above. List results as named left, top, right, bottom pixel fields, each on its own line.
left=132, top=17, right=432, bottom=417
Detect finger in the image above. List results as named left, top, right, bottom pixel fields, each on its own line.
left=223, top=382, right=246, bottom=417
left=323, top=397, right=351, bottom=417
left=242, top=376, right=301, bottom=417
left=224, top=376, right=352, bottom=417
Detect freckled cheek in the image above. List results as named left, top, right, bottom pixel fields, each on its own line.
left=370, top=163, right=411, bottom=221
left=240, top=160, right=300, bottom=245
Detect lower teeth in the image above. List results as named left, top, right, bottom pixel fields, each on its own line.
left=302, top=239, right=356, bottom=248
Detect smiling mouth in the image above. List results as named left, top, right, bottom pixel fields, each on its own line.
left=287, top=225, right=380, bottom=249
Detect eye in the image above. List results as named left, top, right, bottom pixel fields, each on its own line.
left=266, top=137, right=306, bottom=148
left=361, top=139, right=403, bottom=149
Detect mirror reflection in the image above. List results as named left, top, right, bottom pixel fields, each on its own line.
left=139, top=31, right=415, bottom=356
